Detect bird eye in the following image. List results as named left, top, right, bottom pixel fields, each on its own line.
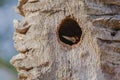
left=57, top=16, right=82, bottom=46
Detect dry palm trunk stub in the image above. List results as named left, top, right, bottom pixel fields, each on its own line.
left=10, top=0, right=120, bottom=80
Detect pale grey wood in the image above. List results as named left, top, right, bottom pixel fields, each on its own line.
left=10, top=0, right=120, bottom=80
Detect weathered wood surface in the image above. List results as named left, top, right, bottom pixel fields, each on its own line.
left=10, top=0, right=120, bottom=80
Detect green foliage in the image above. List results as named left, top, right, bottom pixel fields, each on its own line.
left=0, top=0, right=7, bottom=6
left=0, top=57, right=17, bottom=74
left=0, top=0, right=15, bottom=6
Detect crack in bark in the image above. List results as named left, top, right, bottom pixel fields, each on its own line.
left=98, top=38, right=120, bottom=43
left=18, top=66, right=33, bottom=71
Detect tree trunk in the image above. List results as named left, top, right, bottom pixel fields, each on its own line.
left=10, top=0, right=120, bottom=80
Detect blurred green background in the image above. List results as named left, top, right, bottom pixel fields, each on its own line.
left=0, top=0, right=22, bottom=80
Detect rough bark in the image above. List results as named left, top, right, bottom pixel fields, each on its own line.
left=10, top=0, right=120, bottom=80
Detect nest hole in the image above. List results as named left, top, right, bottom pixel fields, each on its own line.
left=58, top=17, right=82, bottom=46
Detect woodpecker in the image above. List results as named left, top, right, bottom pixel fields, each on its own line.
left=62, top=35, right=79, bottom=44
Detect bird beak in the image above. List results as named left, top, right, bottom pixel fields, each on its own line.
left=62, top=36, right=76, bottom=43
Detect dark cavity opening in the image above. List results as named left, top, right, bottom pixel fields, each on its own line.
left=58, top=17, right=82, bottom=46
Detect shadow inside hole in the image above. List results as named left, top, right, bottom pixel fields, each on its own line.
left=58, top=17, right=82, bottom=46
